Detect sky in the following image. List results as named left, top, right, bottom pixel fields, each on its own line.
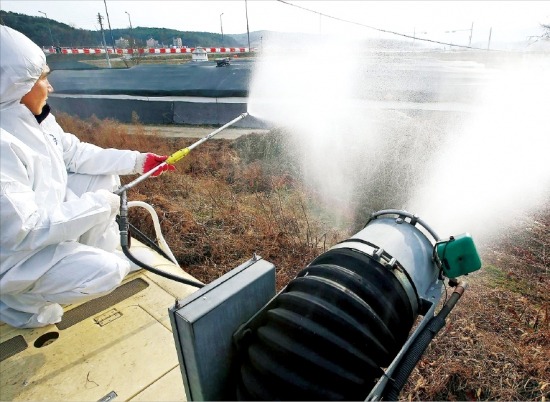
left=1, top=1, right=549, bottom=47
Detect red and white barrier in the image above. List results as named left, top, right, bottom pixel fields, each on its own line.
left=43, top=47, right=251, bottom=55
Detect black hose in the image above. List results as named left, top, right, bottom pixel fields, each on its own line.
left=128, top=221, right=175, bottom=263
left=115, top=215, right=175, bottom=262
left=117, top=190, right=204, bottom=288
left=121, top=244, right=204, bottom=288
left=382, top=285, right=466, bottom=401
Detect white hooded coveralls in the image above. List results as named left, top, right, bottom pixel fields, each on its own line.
left=0, top=26, right=141, bottom=328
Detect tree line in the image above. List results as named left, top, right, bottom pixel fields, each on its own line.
left=0, top=10, right=243, bottom=48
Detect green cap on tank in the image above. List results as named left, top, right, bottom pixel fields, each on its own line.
left=436, top=233, right=482, bottom=278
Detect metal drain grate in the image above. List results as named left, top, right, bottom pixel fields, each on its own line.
left=0, top=335, right=28, bottom=362
left=56, top=278, right=149, bottom=330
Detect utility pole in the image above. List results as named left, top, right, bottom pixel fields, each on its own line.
left=38, top=11, right=55, bottom=47
left=487, top=27, right=492, bottom=50
left=103, top=0, right=115, bottom=50
left=468, top=22, right=474, bottom=47
left=245, top=0, right=251, bottom=51
left=220, top=13, right=224, bottom=46
left=125, top=11, right=135, bottom=52
left=97, top=13, right=112, bottom=68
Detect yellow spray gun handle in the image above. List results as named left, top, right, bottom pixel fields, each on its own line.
left=166, top=147, right=190, bottom=165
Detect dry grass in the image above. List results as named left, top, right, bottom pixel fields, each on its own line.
left=57, top=113, right=345, bottom=289
left=57, top=113, right=550, bottom=401
left=403, top=208, right=550, bottom=401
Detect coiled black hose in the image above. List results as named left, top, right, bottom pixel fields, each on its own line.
left=236, top=248, right=416, bottom=401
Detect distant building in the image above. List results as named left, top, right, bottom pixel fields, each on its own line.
left=115, top=37, right=129, bottom=48
left=191, top=46, right=208, bottom=62
left=146, top=37, right=159, bottom=48
left=173, top=37, right=183, bottom=47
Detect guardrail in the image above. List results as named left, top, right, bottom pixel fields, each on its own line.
left=43, top=47, right=252, bottom=55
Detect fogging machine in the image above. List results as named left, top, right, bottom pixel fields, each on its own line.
left=169, top=209, right=482, bottom=400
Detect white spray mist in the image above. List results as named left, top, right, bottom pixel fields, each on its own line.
left=248, top=34, right=383, bottom=220
left=409, top=56, right=550, bottom=241
left=248, top=33, right=549, bottom=240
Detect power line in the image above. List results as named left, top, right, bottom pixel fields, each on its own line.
left=275, top=0, right=498, bottom=51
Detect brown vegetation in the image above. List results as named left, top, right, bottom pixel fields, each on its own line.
left=404, top=209, right=549, bottom=401
left=58, top=113, right=549, bottom=401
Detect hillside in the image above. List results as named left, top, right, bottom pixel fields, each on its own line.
left=1, top=10, right=413, bottom=51
left=0, top=10, right=248, bottom=48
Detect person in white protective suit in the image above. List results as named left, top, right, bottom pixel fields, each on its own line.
left=0, top=26, right=175, bottom=328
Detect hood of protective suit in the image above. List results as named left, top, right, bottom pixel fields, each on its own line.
left=0, top=25, right=46, bottom=107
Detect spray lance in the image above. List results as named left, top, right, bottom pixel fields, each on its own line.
left=115, top=113, right=249, bottom=195
left=114, top=112, right=249, bottom=287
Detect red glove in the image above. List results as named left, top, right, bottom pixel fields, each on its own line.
left=138, top=153, right=176, bottom=177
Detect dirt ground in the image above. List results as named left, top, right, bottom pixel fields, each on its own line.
left=121, top=123, right=269, bottom=139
